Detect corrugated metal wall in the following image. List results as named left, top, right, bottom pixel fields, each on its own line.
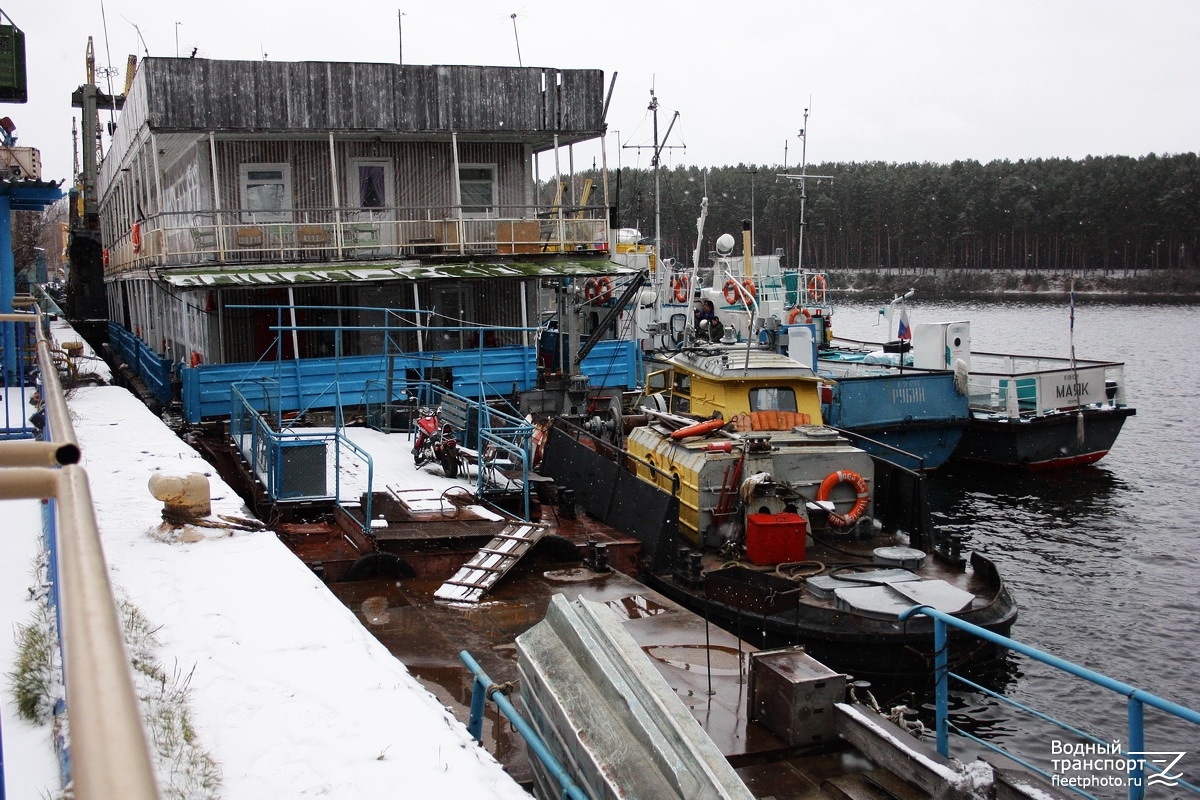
left=200, top=139, right=528, bottom=215
left=215, top=279, right=532, bottom=364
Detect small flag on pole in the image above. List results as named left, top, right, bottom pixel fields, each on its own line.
left=897, top=306, right=911, bottom=340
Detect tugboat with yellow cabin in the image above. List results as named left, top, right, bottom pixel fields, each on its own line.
left=540, top=320, right=1018, bottom=676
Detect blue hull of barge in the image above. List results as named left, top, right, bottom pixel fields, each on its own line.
left=819, top=370, right=969, bottom=471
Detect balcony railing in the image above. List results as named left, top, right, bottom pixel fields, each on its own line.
left=106, top=205, right=611, bottom=276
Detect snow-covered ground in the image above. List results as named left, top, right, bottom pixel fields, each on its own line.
left=1, top=384, right=531, bottom=799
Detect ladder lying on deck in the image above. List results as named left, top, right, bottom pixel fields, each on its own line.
left=434, top=522, right=547, bottom=603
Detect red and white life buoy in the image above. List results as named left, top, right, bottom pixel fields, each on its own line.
left=787, top=307, right=813, bottom=325
left=722, top=279, right=756, bottom=306
left=131, top=223, right=142, bottom=255
left=584, top=276, right=613, bottom=303
left=816, top=469, right=870, bottom=527
left=807, top=274, right=828, bottom=297
left=669, top=418, right=726, bottom=440
left=671, top=274, right=690, bottom=303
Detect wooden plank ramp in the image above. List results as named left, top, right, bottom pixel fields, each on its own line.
left=434, top=522, right=547, bottom=603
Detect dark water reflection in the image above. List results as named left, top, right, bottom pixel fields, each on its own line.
left=835, top=299, right=1200, bottom=786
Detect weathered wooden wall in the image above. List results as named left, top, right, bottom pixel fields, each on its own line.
left=136, top=60, right=605, bottom=135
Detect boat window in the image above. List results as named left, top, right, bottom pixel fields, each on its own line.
left=670, top=373, right=691, bottom=413
left=749, top=386, right=797, bottom=412
left=239, top=163, right=292, bottom=222
left=429, top=285, right=475, bottom=350
left=459, top=164, right=496, bottom=218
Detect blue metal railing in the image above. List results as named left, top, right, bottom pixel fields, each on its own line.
left=230, top=380, right=375, bottom=530
left=177, top=305, right=643, bottom=422
left=0, top=317, right=35, bottom=439
left=899, top=605, right=1200, bottom=800
left=459, top=651, right=589, bottom=800
left=412, top=381, right=535, bottom=520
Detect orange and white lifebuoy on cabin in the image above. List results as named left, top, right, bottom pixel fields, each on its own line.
left=787, top=306, right=813, bottom=325
left=807, top=274, right=828, bottom=299
left=816, top=469, right=870, bottom=527
left=722, top=278, right=756, bottom=306
left=584, top=276, right=614, bottom=303
left=131, top=223, right=142, bottom=255
left=671, top=273, right=690, bottom=303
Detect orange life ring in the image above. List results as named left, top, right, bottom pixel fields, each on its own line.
left=816, top=469, right=870, bottom=527
left=585, top=276, right=613, bottom=303
left=807, top=274, right=828, bottom=296
left=722, top=279, right=757, bottom=305
left=131, top=223, right=142, bottom=255
left=787, top=307, right=812, bottom=325
left=671, top=274, right=690, bottom=303
left=669, top=418, right=726, bottom=440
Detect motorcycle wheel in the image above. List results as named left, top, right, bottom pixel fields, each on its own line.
left=439, top=449, right=459, bottom=479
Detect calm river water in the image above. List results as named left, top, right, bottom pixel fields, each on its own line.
left=831, top=297, right=1200, bottom=787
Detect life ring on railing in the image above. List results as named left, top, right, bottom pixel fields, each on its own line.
left=584, top=276, right=613, bottom=303
left=722, top=279, right=756, bottom=305
left=807, top=274, right=828, bottom=296
left=669, top=417, right=726, bottom=440
left=787, top=307, right=812, bottom=325
left=816, top=469, right=870, bottom=527
left=671, top=274, right=690, bottom=303
left=131, top=223, right=142, bottom=255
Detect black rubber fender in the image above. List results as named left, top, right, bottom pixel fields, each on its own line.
left=340, top=552, right=416, bottom=582
left=528, top=534, right=583, bottom=564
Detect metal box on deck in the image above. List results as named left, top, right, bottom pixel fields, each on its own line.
left=274, top=440, right=328, bottom=499
left=745, top=512, right=806, bottom=565
left=748, top=646, right=846, bottom=746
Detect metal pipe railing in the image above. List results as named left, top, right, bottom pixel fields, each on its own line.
left=0, top=309, right=160, bottom=799
left=459, top=650, right=589, bottom=800
left=899, top=604, right=1200, bottom=800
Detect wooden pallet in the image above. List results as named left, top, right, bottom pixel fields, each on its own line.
left=433, top=522, right=547, bottom=603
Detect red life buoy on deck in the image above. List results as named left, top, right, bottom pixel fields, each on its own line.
left=722, top=279, right=756, bottom=305
left=669, top=418, right=726, bottom=440
left=787, top=307, right=813, bottom=325
left=672, top=274, right=690, bottom=303
left=584, top=276, right=613, bottom=303
left=816, top=469, right=870, bottom=527
left=807, top=274, right=828, bottom=297
left=131, top=223, right=142, bottom=255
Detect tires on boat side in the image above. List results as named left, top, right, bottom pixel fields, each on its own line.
left=340, top=552, right=416, bottom=582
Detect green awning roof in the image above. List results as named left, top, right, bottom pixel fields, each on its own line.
left=156, top=257, right=635, bottom=288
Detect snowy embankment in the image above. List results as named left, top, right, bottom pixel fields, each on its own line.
left=4, top=384, right=529, bottom=799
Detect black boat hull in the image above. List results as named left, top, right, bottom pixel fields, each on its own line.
left=641, top=552, right=1018, bottom=679
left=953, top=406, right=1135, bottom=470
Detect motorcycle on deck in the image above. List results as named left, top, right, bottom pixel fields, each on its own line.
left=412, top=406, right=460, bottom=478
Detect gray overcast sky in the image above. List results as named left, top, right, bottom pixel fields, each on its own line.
left=10, top=0, right=1200, bottom=185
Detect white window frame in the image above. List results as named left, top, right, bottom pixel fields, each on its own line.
left=458, top=163, right=497, bottom=219
left=239, top=162, right=293, bottom=222
left=350, top=158, right=395, bottom=213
